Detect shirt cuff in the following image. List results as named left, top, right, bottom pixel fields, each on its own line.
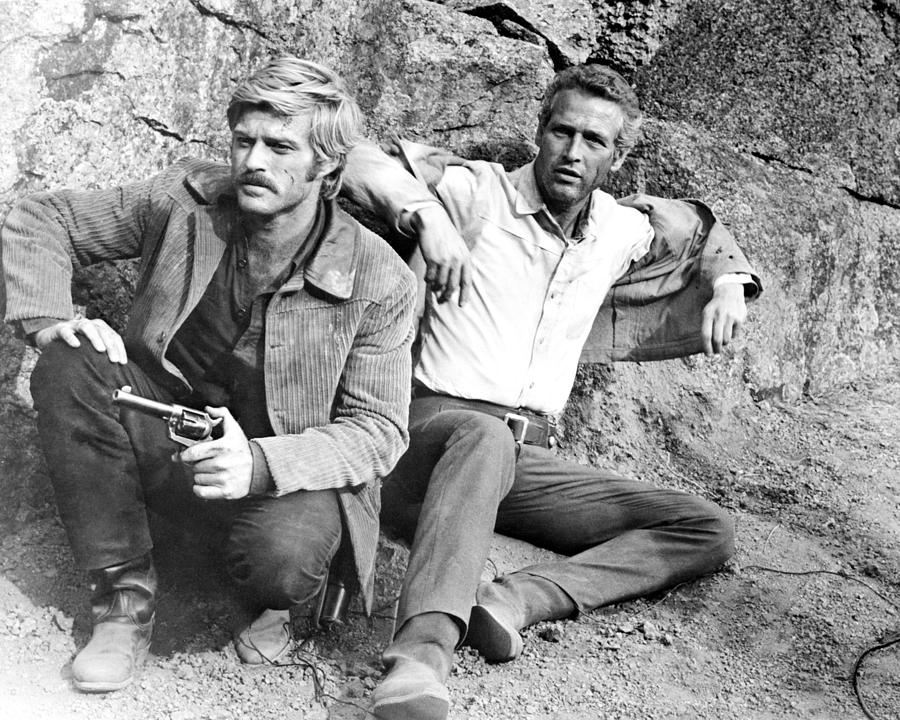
left=713, top=273, right=756, bottom=294
left=16, top=317, right=65, bottom=345
left=397, top=198, right=445, bottom=238
left=248, top=441, right=275, bottom=495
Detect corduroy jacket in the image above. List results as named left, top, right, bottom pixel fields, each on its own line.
left=1, top=159, right=417, bottom=610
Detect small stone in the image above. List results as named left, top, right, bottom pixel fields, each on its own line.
left=538, top=626, right=562, bottom=643
left=639, top=621, right=660, bottom=641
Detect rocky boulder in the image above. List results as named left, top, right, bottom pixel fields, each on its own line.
left=1, top=0, right=898, bottom=529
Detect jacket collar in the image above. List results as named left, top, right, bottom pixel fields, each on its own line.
left=184, top=163, right=357, bottom=301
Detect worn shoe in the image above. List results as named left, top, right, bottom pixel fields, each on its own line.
left=233, top=608, right=292, bottom=665
left=366, top=658, right=450, bottom=720
left=72, top=555, right=156, bottom=693
left=73, top=619, right=153, bottom=692
left=466, top=581, right=524, bottom=663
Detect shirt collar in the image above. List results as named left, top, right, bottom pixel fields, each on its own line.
left=509, top=161, right=545, bottom=216
left=184, top=164, right=357, bottom=300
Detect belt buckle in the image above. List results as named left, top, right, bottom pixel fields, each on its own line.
left=504, top=412, right=530, bottom=444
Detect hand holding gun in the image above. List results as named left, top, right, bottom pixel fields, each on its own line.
left=112, top=386, right=223, bottom=447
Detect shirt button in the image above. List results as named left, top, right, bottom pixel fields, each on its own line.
left=157, top=331, right=167, bottom=344
left=237, top=259, right=248, bottom=268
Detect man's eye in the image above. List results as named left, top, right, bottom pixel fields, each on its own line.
left=271, top=144, right=291, bottom=154
left=234, top=137, right=251, bottom=147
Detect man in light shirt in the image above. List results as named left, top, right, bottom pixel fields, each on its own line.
left=344, top=64, right=760, bottom=720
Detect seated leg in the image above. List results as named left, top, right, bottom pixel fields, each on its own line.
left=30, top=341, right=178, bottom=692
left=224, top=489, right=342, bottom=664
left=371, top=398, right=517, bottom=720
left=467, top=446, right=734, bottom=659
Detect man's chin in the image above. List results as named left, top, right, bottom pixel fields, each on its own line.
left=235, top=194, right=274, bottom=216
left=544, top=184, right=587, bottom=210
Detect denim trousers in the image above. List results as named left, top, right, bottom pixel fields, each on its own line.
left=30, top=341, right=341, bottom=610
left=382, top=395, right=735, bottom=633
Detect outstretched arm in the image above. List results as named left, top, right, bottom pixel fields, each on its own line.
left=343, top=141, right=472, bottom=304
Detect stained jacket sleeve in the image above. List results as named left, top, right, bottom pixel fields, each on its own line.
left=1, top=166, right=184, bottom=329
left=251, top=266, right=416, bottom=496
left=581, top=194, right=762, bottom=363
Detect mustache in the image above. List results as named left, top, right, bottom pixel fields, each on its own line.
left=237, top=172, right=277, bottom=192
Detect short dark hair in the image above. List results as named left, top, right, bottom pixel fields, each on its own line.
left=537, top=65, right=643, bottom=154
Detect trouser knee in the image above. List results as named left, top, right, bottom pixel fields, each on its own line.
left=31, top=340, right=114, bottom=410
left=224, top=492, right=343, bottom=610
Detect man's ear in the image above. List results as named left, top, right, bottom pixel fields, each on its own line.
left=610, top=147, right=630, bottom=173
left=314, top=156, right=341, bottom=181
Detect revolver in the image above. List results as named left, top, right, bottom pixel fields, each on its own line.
left=112, top=386, right=223, bottom=447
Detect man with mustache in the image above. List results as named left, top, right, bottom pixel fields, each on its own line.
left=1, top=57, right=416, bottom=692
left=343, top=64, right=760, bottom=719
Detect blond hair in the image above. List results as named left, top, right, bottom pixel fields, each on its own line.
left=227, top=57, right=363, bottom=198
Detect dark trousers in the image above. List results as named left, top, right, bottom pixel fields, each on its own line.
left=383, top=395, right=735, bottom=632
left=30, top=341, right=341, bottom=611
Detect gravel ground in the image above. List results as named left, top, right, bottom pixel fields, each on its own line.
left=1, top=376, right=899, bottom=719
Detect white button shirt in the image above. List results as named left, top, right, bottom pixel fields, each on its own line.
left=414, top=160, right=654, bottom=415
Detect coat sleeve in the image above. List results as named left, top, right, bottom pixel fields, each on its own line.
left=581, top=194, right=762, bottom=363
left=1, top=166, right=184, bottom=327
left=252, top=267, right=417, bottom=495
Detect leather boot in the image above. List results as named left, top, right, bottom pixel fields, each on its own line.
left=72, top=554, right=156, bottom=693
left=366, top=612, right=459, bottom=720
left=466, top=572, right=575, bottom=662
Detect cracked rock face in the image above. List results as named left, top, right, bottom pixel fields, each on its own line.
left=1, top=0, right=899, bottom=523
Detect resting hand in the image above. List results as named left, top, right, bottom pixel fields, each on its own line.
left=701, top=282, right=747, bottom=355
left=176, top=407, right=253, bottom=501
left=33, top=316, right=127, bottom=364
left=411, top=204, right=472, bottom=306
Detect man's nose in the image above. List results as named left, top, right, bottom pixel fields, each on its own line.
left=242, top=140, right=269, bottom=170
left=563, top=135, right=584, bottom=162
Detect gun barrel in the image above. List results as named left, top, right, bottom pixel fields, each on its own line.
left=112, top=388, right=175, bottom=419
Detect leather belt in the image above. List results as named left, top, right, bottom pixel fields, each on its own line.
left=411, top=387, right=556, bottom=448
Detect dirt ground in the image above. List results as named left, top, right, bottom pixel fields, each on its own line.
left=1, top=373, right=899, bottom=720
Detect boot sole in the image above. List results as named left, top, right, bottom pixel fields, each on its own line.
left=467, top=604, right=523, bottom=662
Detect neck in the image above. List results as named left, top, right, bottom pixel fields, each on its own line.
left=547, top=197, right=589, bottom=240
